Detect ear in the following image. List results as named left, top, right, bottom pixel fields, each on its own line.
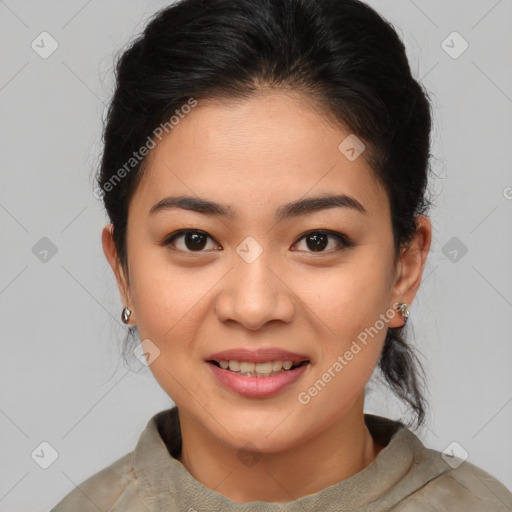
left=388, top=215, right=432, bottom=328
left=101, top=224, right=135, bottom=324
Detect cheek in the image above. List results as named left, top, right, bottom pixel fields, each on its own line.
left=297, top=252, right=394, bottom=340
left=292, top=250, right=393, bottom=401
left=295, top=269, right=390, bottom=427
left=128, top=256, right=214, bottom=404
left=129, top=248, right=214, bottom=340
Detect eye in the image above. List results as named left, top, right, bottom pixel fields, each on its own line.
left=161, top=229, right=353, bottom=254
left=162, top=229, right=220, bottom=252
left=291, top=230, right=353, bottom=253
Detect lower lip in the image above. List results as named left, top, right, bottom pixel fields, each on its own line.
left=208, top=362, right=310, bottom=398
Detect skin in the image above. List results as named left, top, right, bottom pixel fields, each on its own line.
left=102, top=90, right=432, bottom=503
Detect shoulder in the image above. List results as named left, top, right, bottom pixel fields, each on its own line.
left=395, top=450, right=512, bottom=511
left=49, top=451, right=141, bottom=512
left=49, top=407, right=178, bottom=511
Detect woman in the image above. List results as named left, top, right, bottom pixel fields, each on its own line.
left=51, top=0, right=512, bottom=510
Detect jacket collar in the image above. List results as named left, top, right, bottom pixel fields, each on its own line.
left=133, top=407, right=451, bottom=511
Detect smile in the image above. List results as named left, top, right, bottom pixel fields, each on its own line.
left=209, top=359, right=309, bottom=377
left=207, top=359, right=311, bottom=398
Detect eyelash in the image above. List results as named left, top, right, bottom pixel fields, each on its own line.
left=160, top=229, right=354, bottom=254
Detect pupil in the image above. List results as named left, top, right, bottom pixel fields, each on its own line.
left=186, top=232, right=207, bottom=251
left=307, top=233, right=327, bottom=251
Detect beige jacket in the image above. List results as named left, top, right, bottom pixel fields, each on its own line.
left=50, top=407, right=512, bottom=511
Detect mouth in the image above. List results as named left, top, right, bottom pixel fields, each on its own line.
left=208, top=359, right=310, bottom=378
left=206, top=348, right=312, bottom=397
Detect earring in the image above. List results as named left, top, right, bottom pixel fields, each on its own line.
left=121, top=306, right=132, bottom=324
left=396, top=302, right=409, bottom=324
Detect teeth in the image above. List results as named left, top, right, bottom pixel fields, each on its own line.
left=216, top=359, right=306, bottom=377
left=239, top=362, right=255, bottom=373
left=228, top=360, right=240, bottom=371
left=255, top=362, right=273, bottom=374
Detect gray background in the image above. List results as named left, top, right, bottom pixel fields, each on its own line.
left=0, top=0, right=511, bottom=510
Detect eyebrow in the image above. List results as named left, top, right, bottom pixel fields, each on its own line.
left=149, top=193, right=367, bottom=221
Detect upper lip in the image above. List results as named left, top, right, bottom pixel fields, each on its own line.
left=207, top=348, right=310, bottom=364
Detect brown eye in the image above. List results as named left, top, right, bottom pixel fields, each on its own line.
left=163, top=230, right=219, bottom=252
left=292, top=230, right=353, bottom=253
left=305, top=233, right=329, bottom=251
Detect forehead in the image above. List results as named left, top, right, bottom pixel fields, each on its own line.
left=133, top=91, right=388, bottom=221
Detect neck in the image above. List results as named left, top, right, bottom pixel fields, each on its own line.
left=177, top=395, right=382, bottom=503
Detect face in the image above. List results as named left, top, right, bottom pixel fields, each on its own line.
left=103, top=90, right=430, bottom=452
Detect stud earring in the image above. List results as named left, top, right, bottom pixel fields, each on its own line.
left=121, top=306, right=132, bottom=324
left=396, top=302, right=409, bottom=324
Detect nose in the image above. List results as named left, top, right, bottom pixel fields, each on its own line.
left=215, top=251, right=295, bottom=331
